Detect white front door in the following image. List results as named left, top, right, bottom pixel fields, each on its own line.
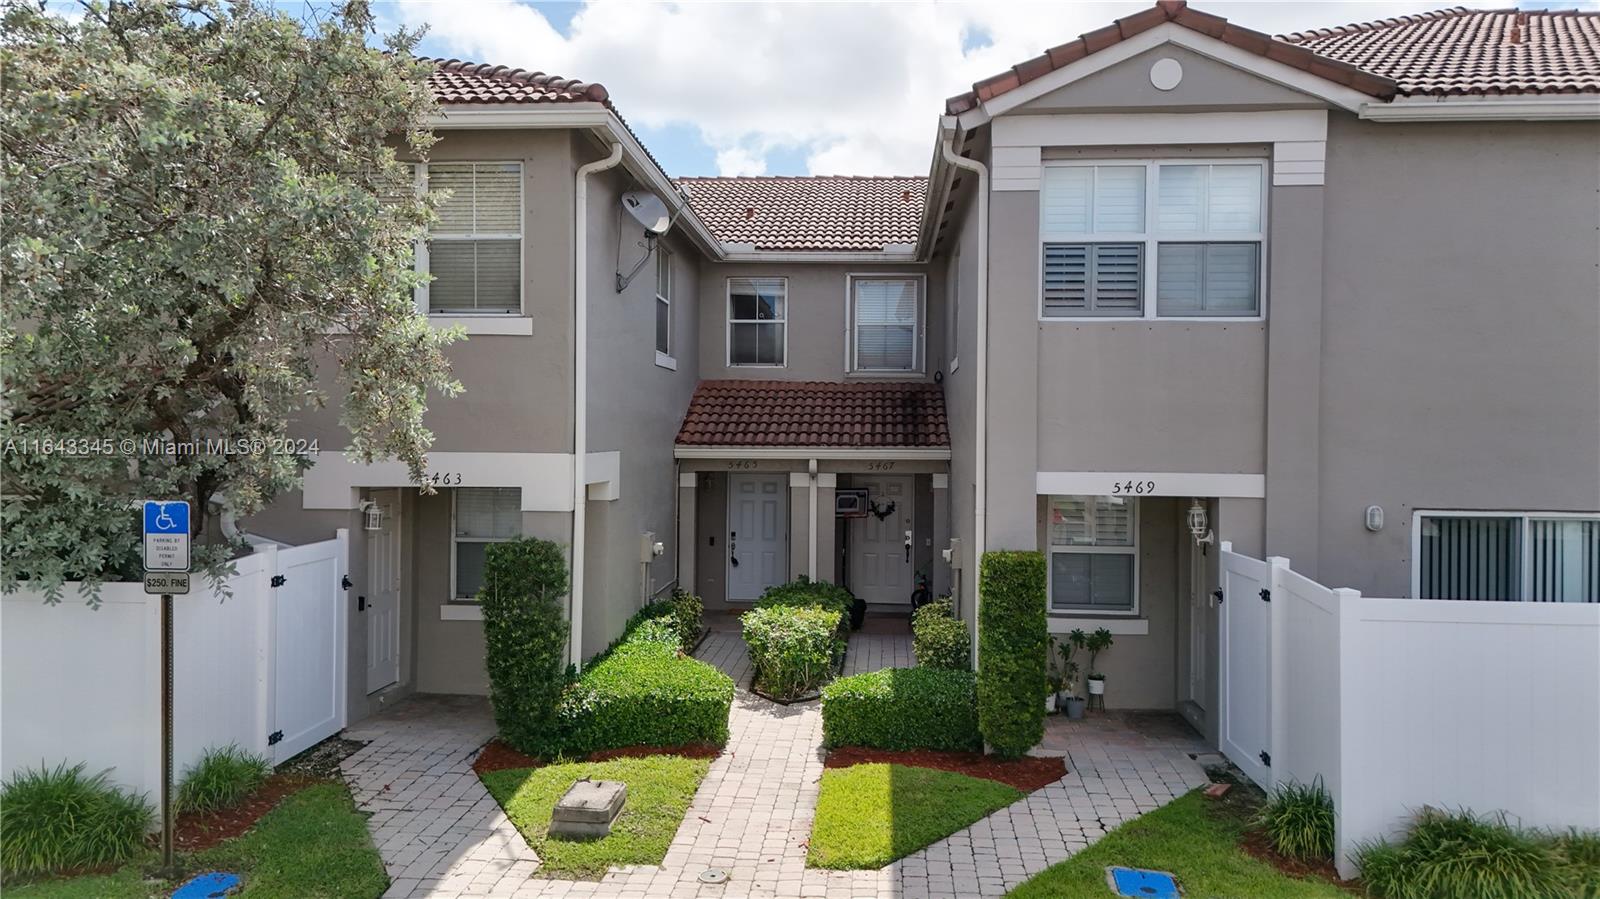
left=849, top=476, right=914, bottom=605
left=364, top=489, right=401, bottom=694
left=727, top=474, right=787, bottom=601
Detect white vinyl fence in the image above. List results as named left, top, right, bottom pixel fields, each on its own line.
left=2, top=532, right=349, bottom=817
left=1220, top=543, right=1600, bottom=878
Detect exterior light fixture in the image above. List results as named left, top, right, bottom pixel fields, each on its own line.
left=360, top=500, right=384, bottom=531
left=1187, top=498, right=1214, bottom=546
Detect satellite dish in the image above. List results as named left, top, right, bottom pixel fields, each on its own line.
left=621, top=190, right=672, bottom=236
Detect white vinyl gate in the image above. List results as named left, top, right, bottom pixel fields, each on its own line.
left=270, top=538, right=350, bottom=763
left=1219, top=544, right=1274, bottom=788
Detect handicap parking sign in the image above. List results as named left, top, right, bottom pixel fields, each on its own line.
left=142, top=500, right=190, bottom=572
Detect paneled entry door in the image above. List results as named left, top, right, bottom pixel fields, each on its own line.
left=727, top=474, right=787, bottom=601
left=364, top=489, right=401, bottom=694
left=850, top=476, right=914, bottom=605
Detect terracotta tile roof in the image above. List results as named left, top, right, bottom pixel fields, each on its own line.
left=674, top=177, right=927, bottom=252
left=946, top=0, right=1397, bottom=115
left=426, top=58, right=610, bottom=105
left=1277, top=8, right=1600, bottom=96
left=676, top=381, right=949, bottom=448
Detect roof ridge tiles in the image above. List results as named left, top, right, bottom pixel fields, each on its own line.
left=425, top=57, right=610, bottom=102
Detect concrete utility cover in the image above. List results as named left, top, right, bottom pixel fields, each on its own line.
left=698, top=868, right=729, bottom=884
left=1107, top=866, right=1179, bottom=898
left=550, top=779, right=626, bottom=838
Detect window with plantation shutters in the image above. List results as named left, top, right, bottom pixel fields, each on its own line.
left=851, top=276, right=921, bottom=372
left=1047, top=496, right=1138, bottom=613
left=422, top=162, right=522, bottom=314
left=1040, top=160, right=1265, bottom=320
left=453, top=488, right=522, bottom=600
left=1417, top=513, right=1599, bottom=602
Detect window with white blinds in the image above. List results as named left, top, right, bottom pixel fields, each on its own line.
left=851, top=277, right=921, bottom=372
left=1047, top=496, right=1138, bottom=613
left=1418, top=513, right=1600, bottom=602
left=655, top=249, right=672, bottom=357
left=728, top=278, right=786, bottom=366
left=424, top=162, right=523, bottom=314
left=1040, top=160, right=1265, bottom=319
left=453, top=487, right=522, bottom=600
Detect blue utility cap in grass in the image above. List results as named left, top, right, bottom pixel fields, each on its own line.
left=1107, top=866, right=1179, bottom=898
left=171, top=871, right=242, bottom=898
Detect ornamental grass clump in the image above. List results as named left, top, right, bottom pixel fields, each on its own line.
left=742, top=605, right=842, bottom=700
left=0, top=762, right=153, bottom=878
left=1356, top=808, right=1574, bottom=899
left=1254, top=778, right=1335, bottom=861
left=912, top=599, right=971, bottom=671
left=176, top=744, right=272, bottom=813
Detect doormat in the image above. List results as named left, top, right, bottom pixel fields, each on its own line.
left=1106, top=866, right=1179, bottom=898
left=172, top=871, right=241, bottom=898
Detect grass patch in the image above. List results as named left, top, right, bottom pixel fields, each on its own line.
left=1007, top=789, right=1348, bottom=898
left=6, top=783, right=386, bottom=899
left=479, top=755, right=710, bottom=880
left=807, top=763, right=1022, bottom=870
left=177, top=745, right=272, bottom=814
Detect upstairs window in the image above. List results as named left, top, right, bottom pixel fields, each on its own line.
left=425, top=162, right=523, bottom=314
left=452, top=488, right=522, bottom=600
left=655, top=248, right=672, bottom=357
left=850, top=276, right=922, bottom=372
left=728, top=277, right=786, bottom=366
left=1047, top=495, right=1138, bottom=614
left=1041, top=161, right=1264, bottom=319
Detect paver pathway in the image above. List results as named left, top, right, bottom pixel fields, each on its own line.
left=344, top=629, right=1208, bottom=898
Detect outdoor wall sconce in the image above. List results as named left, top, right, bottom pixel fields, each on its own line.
left=1187, top=498, right=1214, bottom=547
left=359, top=500, right=384, bottom=532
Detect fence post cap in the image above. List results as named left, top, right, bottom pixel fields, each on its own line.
left=1219, top=540, right=1233, bottom=552
left=1331, top=587, right=1362, bottom=600
left=1267, top=555, right=1291, bottom=569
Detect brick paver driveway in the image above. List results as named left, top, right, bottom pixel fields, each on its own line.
left=343, top=626, right=1208, bottom=898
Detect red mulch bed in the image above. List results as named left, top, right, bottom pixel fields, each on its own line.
left=472, top=739, right=722, bottom=776
left=1239, top=826, right=1360, bottom=895
left=163, top=774, right=320, bottom=852
left=825, top=747, right=1066, bottom=792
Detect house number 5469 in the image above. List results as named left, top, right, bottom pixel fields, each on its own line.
left=1111, top=480, right=1156, bottom=495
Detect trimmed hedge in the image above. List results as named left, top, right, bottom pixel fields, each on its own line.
left=554, top=635, right=733, bottom=756
left=480, top=538, right=570, bottom=757
left=912, top=599, right=971, bottom=671
left=756, top=576, right=854, bottom=623
left=743, top=604, right=842, bottom=700
left=668, top=587, right=704, bottom=651
left=977, top=551, right=1048, bottom=757
left=821, top=667, right=981, bottom=752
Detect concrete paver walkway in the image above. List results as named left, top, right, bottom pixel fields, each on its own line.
left=343, top=627, right=1208, bottom=898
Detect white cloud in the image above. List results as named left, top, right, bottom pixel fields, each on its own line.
left=395, top=1, right=1591, bottom=176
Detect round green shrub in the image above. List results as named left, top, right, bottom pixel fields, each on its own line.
left=0, top=762, right=153, bottom=877
left=821, top=667, right=981, bottom=752
left=912, top=599, right=971, bottom=670
left=479, top=537, right=570, bottom=758
left=756, top=577, right=854, bottom=621
left=742, top=604, right=842, bottom=700
left=176, top=744, right=271, bottom=813
left=977, top=551, right=1047, bottom=757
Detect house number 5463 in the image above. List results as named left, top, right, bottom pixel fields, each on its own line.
left=1111, top=480, right=1156, bottom=495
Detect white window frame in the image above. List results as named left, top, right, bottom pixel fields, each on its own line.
left=1045, top=495, right=1141, bottom=617
left=846, top=272, right=926, bottom=376
left=415, top=161, right=526, bottom=317
left=1409, top=509, right=1600, bottom=601
left=726, top=276, right=788, bottom=368
left=1037, top=158, right=1267, bottom=323
left=450, top=487, right=523, bottom=602
left=654, top=246, right=675, bottom=369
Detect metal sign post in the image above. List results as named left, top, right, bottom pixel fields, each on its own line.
left=142, top=500, right=190, bottom=874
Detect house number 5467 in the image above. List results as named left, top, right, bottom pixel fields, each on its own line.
left=1111, top=480, right=1156, bottom=495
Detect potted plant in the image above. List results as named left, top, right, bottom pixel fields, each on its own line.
left=1057, top=629, right=1087, bottom=719
left=1085, top=628, right=1113, bottom=711
left=1045, top=674, right=1061, bottom=713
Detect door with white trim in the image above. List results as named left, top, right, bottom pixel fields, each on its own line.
left=364, top=490, right=401, bottom=694
left=727, top=474, right=787, bottom=601
left=850, top=476, right=914, bottom=605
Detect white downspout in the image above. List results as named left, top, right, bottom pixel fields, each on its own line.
left=571, top=141, right=624, bottom=670
left=808, top=458, right=819, bottom=580
left=940, top=134, right=988, bottom=664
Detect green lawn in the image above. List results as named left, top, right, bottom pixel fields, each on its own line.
left=478, top=755, right=711, bottom=880
left=6, top=783, right=387, bottom=899
left=1007, top=789, right=1349, bottom=898
left=807, top=763, right=1023, bottom=870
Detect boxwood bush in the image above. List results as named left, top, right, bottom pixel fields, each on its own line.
left=479, top=538, right=570, bottom=758
left=912, top=599, right=970, bottom=670
left=554, top=634, right=733, bottom=756
left=977, top=551, right=1048, bottom=757
left=668, top=587, right=704, bottom=650
left=821, top=667, right=981, bottom=751
left=757, top=576, right=854, bottom=624
left=742, top=604, right=842, bottom=700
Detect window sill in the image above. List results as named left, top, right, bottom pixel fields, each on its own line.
left=428, top=315, right=533, bottom=336
left=847, top=369, right=925, bottom=379
left=1047, top=616, right=1149, bottom=636
left=439, top=603, right=484, bottom=621
left=654, top=351, right=678, bottom=371
left=1038, top=316, right=1264, bottom=325
left=727, top=363, right=787, bottom=369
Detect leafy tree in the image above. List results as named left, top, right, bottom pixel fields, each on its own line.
left=1, top=0, right=460, bottom=597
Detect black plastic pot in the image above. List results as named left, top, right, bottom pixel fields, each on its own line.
left=849, top=596, right=866, bottom=631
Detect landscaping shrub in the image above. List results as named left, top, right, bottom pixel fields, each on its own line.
left=554, top=635, right=733, bottom=756
left=976, top=550, right=1048, bottom=757
left=821, top=667, right=981, bottom=751
left=176, top=744, right=271, bottom=813
left=479, top=537, right=570, bottom=757
left=756, top=576, right=854, bottom=623
left=912, top=599, right=970, bottom=670
left=1554, top=829, right=1600, bottom=899
left=1356, top=808, right=1573, bottom=899
left=0, top=761, right=153, bottom=877
left=742, top=604, right=842, bottom=700
left=1255, top=779, right=1334, bottom=861
left=669, top=587, right=704, bottom=650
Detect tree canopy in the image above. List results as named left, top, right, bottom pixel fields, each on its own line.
left=1, top=0, right=460, bottom=597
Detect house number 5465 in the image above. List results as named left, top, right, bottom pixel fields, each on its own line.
left=1111, top=480, right=1156, bottom=495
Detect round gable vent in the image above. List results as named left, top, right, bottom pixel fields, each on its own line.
left=1150, top=57, right=1183, bottom=91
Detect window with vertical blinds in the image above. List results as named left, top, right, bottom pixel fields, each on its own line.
left=453, top=487, right=522, bottom=600
left=1418, top=513, right=1599, bottom=602
left=1047, top=496, right=1138, bottom=613
left=1040, top=161, right=1264, bottom=319
left=851, top=277, right=920, bottom=371
left=425, top=162, right=522, bottom=314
